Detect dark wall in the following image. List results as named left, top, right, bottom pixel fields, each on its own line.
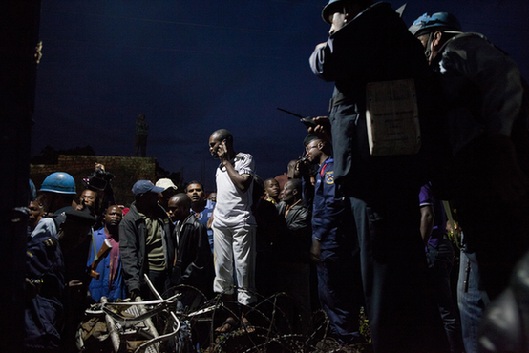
left=31, top=155, right=158, bottom=206
left=0, top=0, right=41, bottom=349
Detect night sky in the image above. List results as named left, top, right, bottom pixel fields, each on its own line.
left=32, top=0, right=529, bottom=193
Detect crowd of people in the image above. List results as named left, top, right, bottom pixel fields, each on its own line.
left=22, top=1, right=529, bottom=353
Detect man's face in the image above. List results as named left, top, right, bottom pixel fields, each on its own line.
left=38, top=192, right=53, bottom=212
left=415, top=31, right=442, bottom=64
left=186, top=183, right=204, bottom=203
left=208, top=134, right=222, bottom=158
left=305, top=139, right=322, bottom=162
left=264, top=179, right=280, bottom=199
left=417, top=33, right=430, bottom=50
left=167, top=198, right=186, bottom=222
left=28, top=200, right=44, bottom=228
left=80, top=189, right=97, bottom=208
left=281, top=182, right=295, bottom=204
left=136, top=191, right=159, bottom=210
left=104, top=206, right=122, bottom=228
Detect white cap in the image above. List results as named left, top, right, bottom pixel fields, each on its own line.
left=155, top=178, right=178, bottom=191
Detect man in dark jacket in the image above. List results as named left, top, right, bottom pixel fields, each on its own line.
left=309, top=1, right=447, bottom=352
left=119, top=180, right=176, bottom=299
left=168, top=194, right=214, bottom=298
left=277, top=178, right=312, bottom=334
left=410, top=11, right=529, bottom=352
left=24, top=219, right=65, bottom=353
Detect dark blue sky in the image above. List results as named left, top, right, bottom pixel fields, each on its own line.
left=32, top=0, right=529, bottom=192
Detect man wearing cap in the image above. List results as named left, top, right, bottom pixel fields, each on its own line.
left=37, top=171, right=78, bottom=233
left=410, top=11, right=529, bottom=300
left=38, top=172, right=77, bottom=215
left=119, top=180, right=176, bottom=299
left=410, top=12, right=529, bottom=352
left=156, top=177, right=178, bottom=212
left=308, top=1, right=448, bottom=352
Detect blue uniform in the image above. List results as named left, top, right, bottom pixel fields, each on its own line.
left=24, top=230, right=65, bottom=351
left=310, top=3, right=448, bottom=351
left=312, top=157, right=363, bottom=343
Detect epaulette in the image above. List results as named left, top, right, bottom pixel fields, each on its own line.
left=43, top=237, right=57, bottom=248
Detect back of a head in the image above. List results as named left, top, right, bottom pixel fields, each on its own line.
left=409, top=12, right=461, bottom=37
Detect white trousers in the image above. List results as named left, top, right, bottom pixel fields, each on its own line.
left=212, top=224, right=257, bottom=305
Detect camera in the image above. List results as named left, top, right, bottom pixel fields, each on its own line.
left=297, top=156, right=319, bottom=178
left=83, top=168, right=114, bottom=192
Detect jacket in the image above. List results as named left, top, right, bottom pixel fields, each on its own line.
left=174, top=214, right=214, bottom=295
left=312, top=157, right=354, bottom=253
left=309, top=2, right=435, bottom=197
left=277, top=201, right=311, bottom=263
left=119, top=202, right=175, bottom=293
left=434, top=32, right=524, bottom=155
left=24, top=231, right=65, bottom=350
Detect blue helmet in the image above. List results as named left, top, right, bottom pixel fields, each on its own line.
left=409, top=12, right=461, bottom=37
left=322, top=0, right=345, bottom=24
left=39, top=172, right=76, bottom=195
left=321, top=0, right=371, bottom=24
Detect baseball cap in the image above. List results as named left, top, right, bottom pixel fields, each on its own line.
left=155, top=178, right=178, bottom=192
left=132, top=180, right=164, bottom=196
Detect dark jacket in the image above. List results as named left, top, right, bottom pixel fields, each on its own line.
left=174, top=214, right=214, bottom=296
left=312, top=157, right=354, bottom=255
left=277, top=201, right=311, bottom=263
left=119, top=202, right=175, bottom=294
left=309, top=2, right=435, bottom=197
left=24, top=232, right=65, bottom=350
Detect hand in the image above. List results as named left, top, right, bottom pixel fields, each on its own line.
left=314, top=42, right=327, bottom=52
left=217, top=140, right=228, bottom=161
left=310, top=238, right=321, bottom=262
left=95, top=163, right=105, bottom=172
left=68, top=279, right=84, bottom=287
left=130, top=288, right=140, bottom=301
left=307, top=116, right=331, bottom=141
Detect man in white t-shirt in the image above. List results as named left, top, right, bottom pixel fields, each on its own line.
left=208, top=129, right=257, bottom=331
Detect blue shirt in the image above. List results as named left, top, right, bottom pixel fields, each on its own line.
left=87, top=228, right=125, bottom=301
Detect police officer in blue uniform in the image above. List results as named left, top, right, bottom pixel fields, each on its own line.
left=306, top=134, right=364, bottom=344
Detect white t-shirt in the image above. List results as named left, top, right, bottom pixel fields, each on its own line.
left=213, top=152, right=256, bottom=228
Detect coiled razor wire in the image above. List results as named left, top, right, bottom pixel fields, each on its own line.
left=80, top=284, right=371, bottom=353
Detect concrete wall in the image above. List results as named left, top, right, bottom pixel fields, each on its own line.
left=31, top=155, right=158, bottom=206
